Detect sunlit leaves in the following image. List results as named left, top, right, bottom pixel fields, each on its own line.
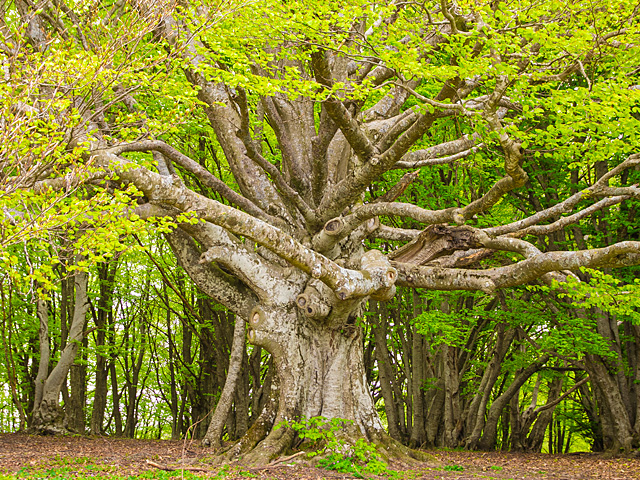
left=555, top=268, right=640, bottom=324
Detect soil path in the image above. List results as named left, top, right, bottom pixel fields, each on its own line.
left=1, top=433, right=639, bottom=479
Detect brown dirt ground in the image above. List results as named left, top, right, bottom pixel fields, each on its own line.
left=1, top=433, right=640, bottom=479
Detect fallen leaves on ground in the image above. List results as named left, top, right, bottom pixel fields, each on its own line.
left=1, top=433, right=639, bottom=479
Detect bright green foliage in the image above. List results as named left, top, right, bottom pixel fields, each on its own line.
left=556, top=269, right=640, bottom=323
left=443, top=465, right=464, bottom=471
left=282, top=417, right=391, bottom=478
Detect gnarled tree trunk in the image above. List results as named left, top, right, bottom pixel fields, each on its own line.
left=227, top=301, right=387, bottom=464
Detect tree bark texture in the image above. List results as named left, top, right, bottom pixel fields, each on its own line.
left=31, top=269, right=89, bottom=434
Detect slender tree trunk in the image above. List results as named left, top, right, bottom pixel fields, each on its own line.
left=526, top=376, right=564, bottom=452
left=465, top=322, right=515, bottom=448
left=109, top=360, right=123, bottom=436
left=409, top=291, right=426, bottom=447
left=167, top=305, right=180, bottom=440
left=371, top=301, right=403, bottom=441
left=67, top=338, right=87, bottom=433
left=475, top=354, right=550, bottom=451
left=443, top=345, right=461, bottom=447
left=192, top=296, right=218, bottom=439
left=124, top=320, right=147, bottom=438
left=31, top=268, right=89, bottom=434
left=90, top=261, right=117, bottom=435
left=203, top=314, right=246, bottom=447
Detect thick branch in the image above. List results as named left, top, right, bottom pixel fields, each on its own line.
left=395, top=241, right=640, bottom=292
left=316, top=81, right=462, bottom=222
left=110, top=140, right=274, bottom=224
left=312, top=203, right=456, bottom=254
left=164, top=227, right=258, bottom=316
left=485, top=154, right=640, bottom=236
left=234, top=89, right=317, bottom=226
left=453, top=77, right=527, bottom=223
left=389, top=224, right=484, bottom=265
left=311, top=50, right=377, bottom=161
left=103, top=153, right=392, bottom=300
left=393, top=133, right=481, bottom=169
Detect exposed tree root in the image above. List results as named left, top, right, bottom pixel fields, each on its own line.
left=240, top=425, right=295, bottom=465
left=368, top=430, right=432, bottom=465
left=214, top=385, right=280, bottom=464
left=214, top=418, right=431, bottom=468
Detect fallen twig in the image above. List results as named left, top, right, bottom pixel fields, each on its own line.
left=145, top=459, right=210, bottom=473
left=249, top=451, right=307, bottom=471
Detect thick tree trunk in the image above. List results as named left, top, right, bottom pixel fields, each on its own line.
left=226, top=302, right=391, bottom=464
left=585, top=354, right=637, bottom=452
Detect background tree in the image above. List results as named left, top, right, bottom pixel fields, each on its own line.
left=2, top=0, right=640, bottom=462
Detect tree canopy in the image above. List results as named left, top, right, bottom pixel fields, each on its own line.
left=3, top=0, right=640, bottom=462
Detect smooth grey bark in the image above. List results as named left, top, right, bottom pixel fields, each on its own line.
left=203, top=314, right=246, bottom=447
left=31, top=269, right=89, bottom=434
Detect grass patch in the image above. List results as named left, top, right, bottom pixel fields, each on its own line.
left=13, top=465, right=214, bottom=479
left=443, top=464, right=464, bottom=471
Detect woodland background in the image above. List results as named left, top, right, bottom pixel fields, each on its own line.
left=2, top=0, right=640, bottom=461
left=1, top=143, right=638, bottom=454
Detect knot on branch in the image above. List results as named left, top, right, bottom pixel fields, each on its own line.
left=312, top=218, right=346, bottom=257
left=389, top=224, right=484, bottom=265
left=246, top=305, right=269, bottom=347
left=360, top=249, right=397, bottom=301
left=296, top=280, right=332, bottom=320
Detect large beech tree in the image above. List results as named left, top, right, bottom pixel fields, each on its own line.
left=4, top=0, right=640, bottom=462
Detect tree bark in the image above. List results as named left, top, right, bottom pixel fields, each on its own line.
left=203, top=314, right=246, bottom=447
left=409, top=290, right=426, bottom=448
left=476, top=354, right=550, bottom=451
left=464, top=321, right=515, bottom=448
left=90, top=261, right=117, bottom=435
left=225, top=302, right=394, bottom=465
left=585, top=354, right=637, bottom=452
left=31, top=268, right=89, bottom=434
left=371, top=301, right=403, bottom=441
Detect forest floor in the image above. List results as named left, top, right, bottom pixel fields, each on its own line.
left=0, top=433, right=639, bottom=479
